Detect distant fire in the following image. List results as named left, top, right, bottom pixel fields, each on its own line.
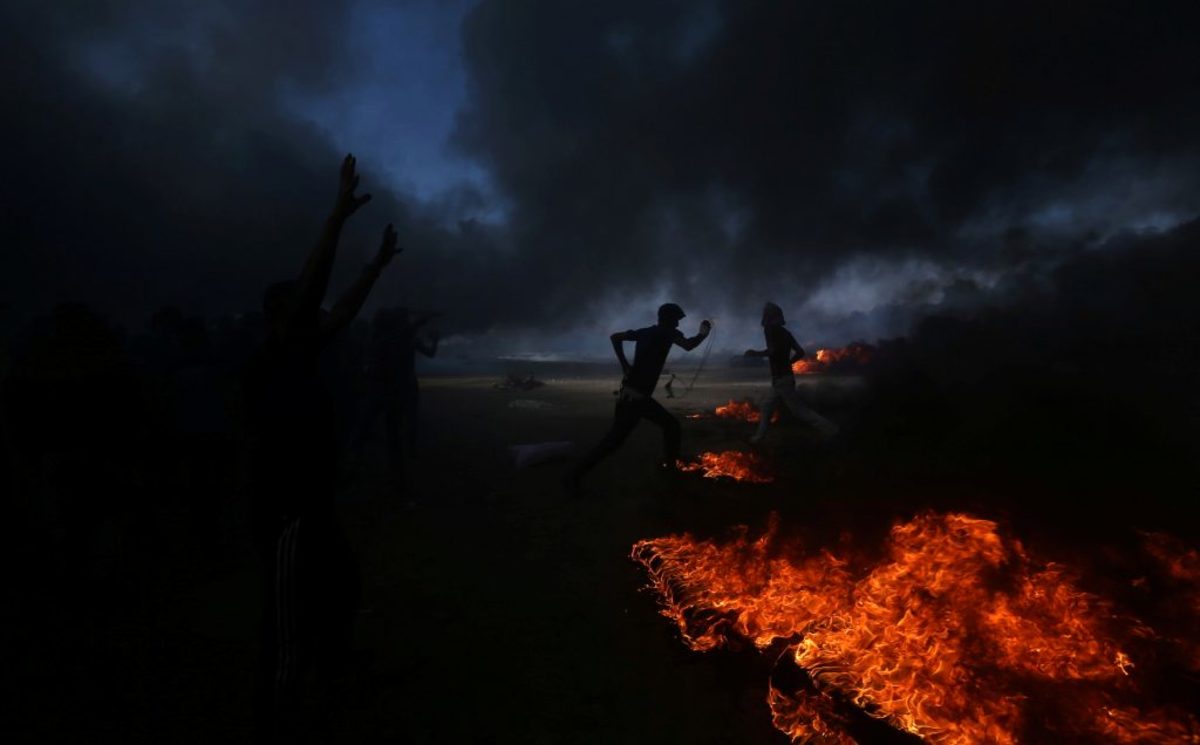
left=677, top=450, right=774, bottom=484
left=714, top=399, right=779, bottom=424
left=792, top=342, right=875, bottom=375
left=632, top=512, right=1200, bottom=743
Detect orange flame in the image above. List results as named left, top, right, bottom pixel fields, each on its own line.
left=676, top=450, right=774, bottom=484
left=632, top=512, right=1200, bottom=743
left=714, top=399, right=780, bottom=423
left=792, top=342, right=875, bottom=375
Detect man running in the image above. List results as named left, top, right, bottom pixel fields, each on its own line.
left=743, top=302, right=838, bottom=443
left=565, top=303, right=711, bottom=492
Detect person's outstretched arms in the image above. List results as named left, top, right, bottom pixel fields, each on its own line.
left=292, top=154, right=373, bottom=333
left=324, top=223, right=401, bottom=338
left=610, top=331, right=635, bottom=378
left=676, top=320, right=712, bottom=351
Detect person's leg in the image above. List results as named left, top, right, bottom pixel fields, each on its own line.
left=751, top=389, right=780, bottom=443
left=641, top=397, right=681, bottom=465
left=778, top=378, right=839, bottom=437
left=308, top=516, right=359, bottom=690
left=565, top=399, right=640, bottom=486
left=254, top=515, right=302, bottom=743
left=253, top=530, right=280, bottom=743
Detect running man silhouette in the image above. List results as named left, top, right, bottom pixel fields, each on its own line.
left=565, top=303, right=710, bottom=493
left=743, top=302, right=838, bottom=443
left=243, top=154, right=401, bottom=742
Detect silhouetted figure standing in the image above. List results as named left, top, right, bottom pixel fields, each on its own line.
left=243, top=155, right=401, bottom=743
left=743, top=302, right=838, bottom=443
left=565, top=304, right=711, bottom=492
left=663, top=371, right=677, bottom=398
left=351, top=307, right=438, bottom=470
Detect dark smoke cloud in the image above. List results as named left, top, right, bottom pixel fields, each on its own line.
left=451, top=0, right=1200, bottom=339
left=2, top=1, right=1199, bottom=348
left=1, top=1, right=361, bottom=322
left=0, top=2, right=500, bottom=327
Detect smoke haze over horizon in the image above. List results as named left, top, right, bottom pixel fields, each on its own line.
left=4, top=1, right=1200, bottom=358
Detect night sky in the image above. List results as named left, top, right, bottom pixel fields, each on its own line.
left=4, top=1, right=1199, bottom=356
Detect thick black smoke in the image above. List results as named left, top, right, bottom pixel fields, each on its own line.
left=451, top=0, right=1200, bottom=339
left=2, top=1, right=1199, bottom=346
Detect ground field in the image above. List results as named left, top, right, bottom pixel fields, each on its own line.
left=7, top=366, right=1197, bottom=743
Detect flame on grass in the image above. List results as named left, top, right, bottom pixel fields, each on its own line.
left=632, top=512, right=1200, bottom=743
left=677, top=450, right=774, bottom=484
left=714, top=399, right=780, bottom=424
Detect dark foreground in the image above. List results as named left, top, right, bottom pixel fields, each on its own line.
left=5, top=366, right=1198, bottom=744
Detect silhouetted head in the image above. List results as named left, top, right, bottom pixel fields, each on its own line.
left=762, top=302, right=785, bottom=327
left=657, top=302, right=686, bottom=328
left=262, top=280, right=299, bottom=337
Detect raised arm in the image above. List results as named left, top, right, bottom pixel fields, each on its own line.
left=291, top=155, right=373, bottom=332
left=324, top=223, right=401, bottom=338
left=675, top=320, right=712, bottom=351
left=611, top=331, right=634, bottom=376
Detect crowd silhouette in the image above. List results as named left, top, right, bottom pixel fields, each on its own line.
left=1, top=155, right=442, bottom=744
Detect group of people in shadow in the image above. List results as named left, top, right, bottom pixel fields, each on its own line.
left=2, top=155, right=438, bottom=742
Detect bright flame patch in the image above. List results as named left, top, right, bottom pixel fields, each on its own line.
left=793, top=342, right=875, bottom=375
left=714, top=399, right=780, bottom=424
left=632, top=512, right=1200, bottom=743
left=677, top=450, right=774, bottom=484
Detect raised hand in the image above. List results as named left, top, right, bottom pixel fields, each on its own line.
left=372, top=223, right=402, bottom=270
left=333, top=154, right=372, bottom=220
left=700, top=319, right=713, bottom=335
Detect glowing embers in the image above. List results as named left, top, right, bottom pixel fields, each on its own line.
left=792, top=342, right=875, bottom=375
left=632, top=512, right=1200, bottom=744
left=677, top=450, right=774, bottom=484
left=714, top=399, right=779, bottom=424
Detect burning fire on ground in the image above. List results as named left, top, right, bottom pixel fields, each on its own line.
left=632, top=512, right=1200, bottom=743
left=793, top=342, right=875, bottom=375
left=676, top=450, right=774, bottom=484
left=714, top=399, right=780, bottom=424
